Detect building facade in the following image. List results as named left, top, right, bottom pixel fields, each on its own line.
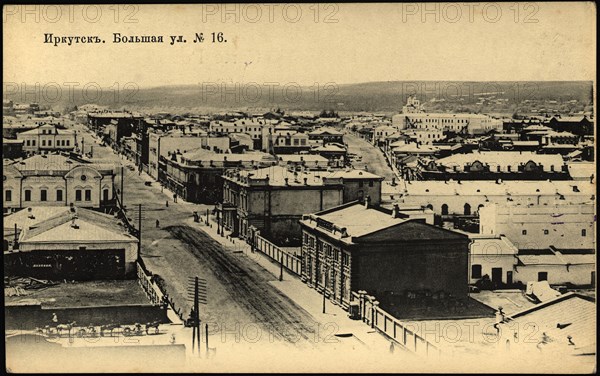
left=3, top=154, right=116, bottom=213
left=17, top=123, right=77, bottom=155
left=299, top=201, right=470, bottom=308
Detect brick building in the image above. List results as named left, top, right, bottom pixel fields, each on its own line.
left=299, top=200, right=469, bottom=308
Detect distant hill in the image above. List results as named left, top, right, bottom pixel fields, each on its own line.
left=4, top=81, right=593, bottom=114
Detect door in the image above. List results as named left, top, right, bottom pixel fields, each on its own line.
left=103, top=188, right=109, bottom=202
left=491, top=268, right=503, bottom=286
left=506, top=271, right=513, bottom=286
left=538, top=272, right=548, bottom=282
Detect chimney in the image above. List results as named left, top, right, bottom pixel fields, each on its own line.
left=340, top=227, right=349, bottom=238
left=364, top=195, right=371, bottom=209
left=392, top=203, right=400, bottom=218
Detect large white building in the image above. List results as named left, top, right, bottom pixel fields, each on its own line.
left=479, top=202, right=595, bottom=250
left=382, top=179, right=595, bottom=216
left=392, top=112, right=503, bottom=135
left=16, top=123, right=77, bottom=155
left=3, top=154, right=117, bottom=213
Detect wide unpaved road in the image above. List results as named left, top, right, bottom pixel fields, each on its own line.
left=345, top=132, right=395, bottom=180
left=74, top=123, right=321, bottom=349
left=165, top=225, right=319, bottom=344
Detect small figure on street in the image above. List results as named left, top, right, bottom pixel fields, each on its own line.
left=52, top=312, right=58, bottom=324
left=156, top=219, right=160, bottom=228
left=166, top=200, right=169, bottom=207
left=173, top=193, right=178, bottom=203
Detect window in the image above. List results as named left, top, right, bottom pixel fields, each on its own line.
left=56, top=189, right=63, bottom=202
left=5, top=190, right=12, bottom=202
left=84, top=189, right=91, bottom=201
left=582, top=229, right=587, bottom=237
left=42, top=140, right=46, bottom=146
left=303, top=233, right=308, bottom=244
left=32, top=140, right=36, bottom=146
left=309, top=237, right=315, bottom=248
left=75, top=189, right=82, bottom=201
left=358, top=181, right=364, bottom=188
left=48, top=140, right=52, bottom=146
left=24, top=189, right=31, bottom=201
left=66, top=140, right=70, bottom=146
left=507, top=165, right=511, bottom=172
left=522, top=230, right=527, bottom=235
left=472, top=264, right=482, bottom=279
left=538, top=272, right=548, bottom=282
left=369, top=181, right=374, bottom=187
left=40, top=189, right=47, bottom=201
left=543, top=229, right=549, bottom=235
left=334, top=249, right=339, bottom=261
left=26, top=140, right=30, bottom=146
left=441, top=204, right=449, bottom=215
left=342, top=252, right=349, bottom=266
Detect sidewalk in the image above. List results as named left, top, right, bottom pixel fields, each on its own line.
left=186, top=215, right=412, bottom=357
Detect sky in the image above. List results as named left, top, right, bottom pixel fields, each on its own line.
left=3, top=3, right=597, bottom=89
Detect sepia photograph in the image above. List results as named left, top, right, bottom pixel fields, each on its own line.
left=2, top=2, right=596, bottom=373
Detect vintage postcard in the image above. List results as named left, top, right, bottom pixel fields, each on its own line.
left=3, top=2, right=596, bottom=373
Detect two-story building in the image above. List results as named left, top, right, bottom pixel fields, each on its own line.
left=299, top=200, right=469, bottom=308
left=160, top=148, right=276, bottom=204
left=221, top=166, right=383, bottom=245
left=17, top=123, right=77, bottom=155
left=3, top=154, right=117, bottom=213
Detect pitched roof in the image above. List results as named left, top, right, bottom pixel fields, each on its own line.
left=505, top=293, right=596, bottom=353
left=18, top=207, right=136, bottom=244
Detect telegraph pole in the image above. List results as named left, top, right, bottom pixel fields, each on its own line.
left=187, top=277, right=207, bottom=356
left=121, top=165, right=124, bottom=207
left=138, top=204, right=142, bottom=250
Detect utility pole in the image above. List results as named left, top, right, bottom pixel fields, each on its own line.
left=138, top=204, right=142, bottom=251
left=14, top=223, right=18, bottom=249
left=187, top=276, right=207, bottom=356
left=121, top=165, right=124, bottom=208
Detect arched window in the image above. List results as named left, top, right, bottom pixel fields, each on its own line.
left=464, top=203, right=471, bottom=215
left=441, top=204, right=449, bottom=215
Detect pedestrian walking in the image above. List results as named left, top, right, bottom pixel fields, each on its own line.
left=156, top=219, right=160, bottom=228
left=173, top=193, right=178, bottom=203
left=166, top=200, right=169, bottom=207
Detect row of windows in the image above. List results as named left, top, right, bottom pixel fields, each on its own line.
left=12, top=189, right=94, bottom=202
left=25, top=139, right=71, bottom=147
left=303, top=233, right=349, bottom=266
left=522, top=229, right=587, bottom=236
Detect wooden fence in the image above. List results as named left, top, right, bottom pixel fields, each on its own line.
left=253, top=233, right=302, bottom=276
left=351, top=291, right=442, bottom=358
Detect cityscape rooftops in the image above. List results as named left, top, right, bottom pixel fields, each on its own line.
left=434, top=151, right=565, bottom=167
left=303, top=202, right=408, bottom=239
left=382, top=179, right=595, bottom=197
